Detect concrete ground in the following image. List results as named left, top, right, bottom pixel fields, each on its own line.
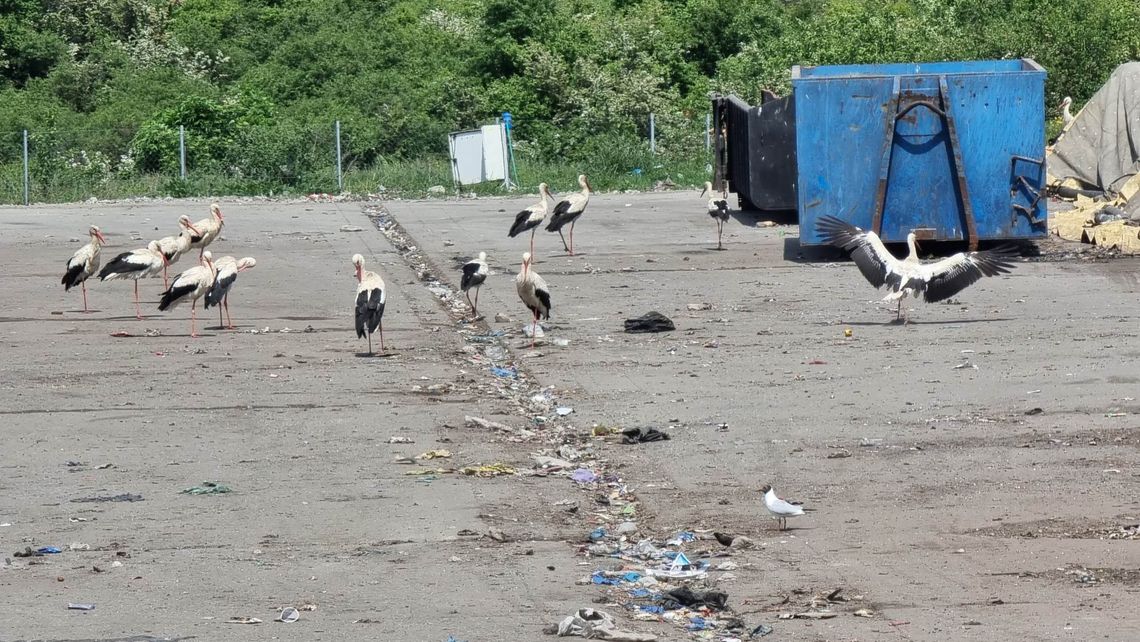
left=0, top=192, right=1138, bottom=642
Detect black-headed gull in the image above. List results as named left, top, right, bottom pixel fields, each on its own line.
left=761, top=484, right=809, bottom=530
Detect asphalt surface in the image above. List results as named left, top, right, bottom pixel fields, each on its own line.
left=0, top=192, right=1138, bottom=641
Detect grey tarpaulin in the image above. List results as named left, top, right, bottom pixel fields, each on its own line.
left=1050, top=62, right=1140, bottom=194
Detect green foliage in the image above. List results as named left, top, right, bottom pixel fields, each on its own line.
left=1, top=0, right=1139, bottom=203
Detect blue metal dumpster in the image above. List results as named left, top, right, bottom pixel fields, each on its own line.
left=793, top=59, right=1047, bottom=249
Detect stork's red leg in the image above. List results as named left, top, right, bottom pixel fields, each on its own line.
left=190, top=299, right=199, bottom=338
left=473, top=287, right=480, bottom=317
left=557, top=229, right=569, bottom=253
left=379, top=322, right=385, bottom=353
left=568, top=221, right=575, bottom=256
left=134, top=280, right=142, bottom=320
left=81, top=281, right=89, bottom=313
left=224, top=296, right=233, bottom=330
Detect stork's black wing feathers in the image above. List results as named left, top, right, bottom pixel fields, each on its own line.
left=460, top=262, right=484, bottom=291
left=923, top=245, right=1018, bottom=303
left=356, top=288, right=386, bottom=338
left=205, top=272, right=237, bottom=308
left=158, top=282, right=195, bottom=311
left=62, top=262, right=84, bottom=290
left=546, top=200, right=581, bottom=232
left=508, top=210, right=534, bottom=237
left=98, top=251, right=140, bottom=280
left=533, top=287, right=552, bottom=319
left=815, top=215, right=892, bottom=288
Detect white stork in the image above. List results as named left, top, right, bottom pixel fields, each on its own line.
left=515, top=252, right=551, bottom=349
left=546, top=174, right=591, bottom=255
left=760, top=484, right=811, bottom=531
left=62, top=225, right=107, bottom=312
left=98, top=240, right=166, bottom=320
left=700, top=181, right=730, bottom=250
left=352, top=253, right=387, bottom=355
left=1060, top=96, right=1075, bottom=128
left=157, top=251, right=217, bottom=338
left=508, top=183, right=551, bottom=261
left=816, top=215, right=1018, bottom=324
left=204, top=256, right=256, bottom=330
left=459, top=251, right=489, bottom=319
left=155, top=216, right=200, bottom=288
left=187, top=203, right=225, bottom=258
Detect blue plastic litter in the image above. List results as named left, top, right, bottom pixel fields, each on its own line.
left=37, top=546, right=62, bottom=554
left=589, top=527, right=607, bottom=542
left=591, top=570, right=642, bottom=585
left=675, top=531, right=696, bottom=542
left=628, top=588, right=652, bottom=598
left=688, top=616, right=708, bottom=631
left=489, top=366, right=517, bottom=378
left=445, top=636, right=468, bottom=642
left=638, top=605, right=665, bottom=614
left=621, top=571, right=642, bottom=583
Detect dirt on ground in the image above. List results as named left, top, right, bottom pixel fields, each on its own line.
left=0, top=192, right=1138, bottom=642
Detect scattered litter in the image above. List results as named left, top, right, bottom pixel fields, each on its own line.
left=621, top=427, right=670, bottom=444
left=227, top=617, right=263, bottom=624
left=278, top=607, right=300, bottom=623
left=96, top=463, right=113, bottom=469
left=523, top=323, right=545, bottom=338
left=490, top=366, right=518, bottom=378
left=534, top=455, right=575, bottom=470
left=109, top=331, right=132, bottom=337
left=67, top=603, right=96, bottom=611
left=37, top=546, right=62, bottom=554
left=591, top=570, right=642, bottom=585
left=854, top=608, right=875, bottom=617
left=589, top=528, right=607, bottom=542
left=728, top=536, right=755, bottom=550
left=553, top=338, right=570, bottom=347
left=954, top=360, right=978, bottom=370
left=571, top=468, right=599, bottom=483
left=662, top=586, right=728, bottom=610
left=624, top=312, right=675, bottom=334
left=458, top=463, right=515, bottom=477
left=750, top=623, right=774, bottom=637
left=68, top=542, right=90, bottom=551
left=826, top=450, right=852, bottom=459
left=782, top=612, right=837, bottom=620
left=71, top=493, right=143, bottom=503
left=416, top=449, right=452, bottom=460
left=388, top=436, right=415, bottom=444
left=339, top=225, right=364, bottom=232
left=181, top=481, right=232, bottom=495
left=464, top=415, right=514, bottom=432
left=556, top=406, right=574, bottom=416
left=687, top=303, right=712, bottom=311
left=1024, top=407, right=1044, bottom=415
left=550, top=608, right=657, bottom=641
left=494, top=313, right=511, bottom=323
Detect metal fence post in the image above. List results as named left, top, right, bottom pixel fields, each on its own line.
left=179, top=125, right=186, bottom=180
left=705, top=113, right=711, bottom=153
left=649, top=113, right=656, bottom=154
left=335, top=120, right=343, bottom=192
left=22, top=129, right=29, bottom=206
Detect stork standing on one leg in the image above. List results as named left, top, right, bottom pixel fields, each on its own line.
left=815, top=215, right=1019, bottom=324
left=460, top=251, right=489, bottom=319
left=508, top=183, right=551, bottom=263
left=515, top=252, right=551, bottom=349
left=204, top=256, right=256, bottom=329
left=352, top=253, right=387, bottom=355
left=62, top=225, right=107, bottom=312
left=546, top=174, right=591, bottom=255
left=157, top=251, right=217, bottom=338
left=700, top=181, right=730, bottom=250
left=98, top=240, right=166, bottom=319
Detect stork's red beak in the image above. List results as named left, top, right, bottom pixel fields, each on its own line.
left=95, top=231, right=107, bottom=244
left=188, top=223, right=201, bottom=235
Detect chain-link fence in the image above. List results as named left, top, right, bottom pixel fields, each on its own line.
left=0, top=113, right=716, bottom=205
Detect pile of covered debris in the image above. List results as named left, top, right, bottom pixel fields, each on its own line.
left=1048, top=62, right=1140, bottom=253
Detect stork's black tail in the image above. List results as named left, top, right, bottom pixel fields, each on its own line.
left=158, top=282, right=194, bottom=311
left=355, top=289, right=385, bottom=338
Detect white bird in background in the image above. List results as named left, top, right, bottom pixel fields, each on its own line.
left=352, top=253, right=387, bottom=355
left=204, top=256, right=256, bottom=330
left=155, top=216, right=200, bottom=288
left=62, top=225, right=107, bottom=313
left=760, top=484, right=809, bottom=531
left=509, top=183, right=551, bottom=262
left=98, top=240, right=166, bottom=320
left=546, top=174, right=591, bottom=256
left=1060, top=96, right=1075, bottom=128
left=187, top=203, right=225, bottom=258
left=460, top=251, right=489, bottom=319
left=157, top=251, right=217, bottom=338
left=815, top=215, right=1018, bottom=324
left=515, top=252, right=551, bottom=349
left=700, top=181, right=730, bottom=250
